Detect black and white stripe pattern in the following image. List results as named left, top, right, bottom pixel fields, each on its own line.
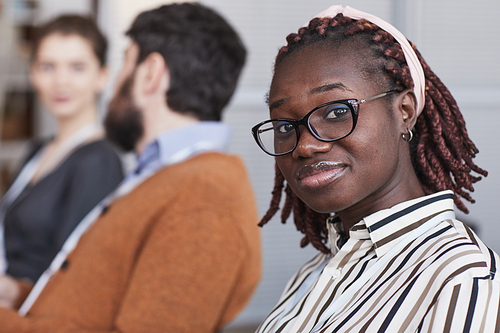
left=257, top=191, right=500, bottom=332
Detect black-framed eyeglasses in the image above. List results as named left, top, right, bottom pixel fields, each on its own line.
left=251, top=90, right=399, bottom=156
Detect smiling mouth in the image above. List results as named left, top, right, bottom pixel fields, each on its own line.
left=297, top=161, right=347, bottom=189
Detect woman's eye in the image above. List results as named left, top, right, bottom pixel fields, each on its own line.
left=324, top=104, right=349, bottom=119
left=72, top=63, right=86, bottom=72
left=39, top=63, right=54, bottom=72
left=275, top=122, right=294, bottom=134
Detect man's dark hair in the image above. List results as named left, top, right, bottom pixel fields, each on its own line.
left=31, top=15, right=107, bottom=66
left=126, top=3, right=246, bottom=121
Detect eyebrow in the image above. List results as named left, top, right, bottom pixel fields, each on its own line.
left=268, top=97, right=289, bottom=111
left=310, top=82, right=352, bottom=94
left=268, top=82, right=352, bottom=111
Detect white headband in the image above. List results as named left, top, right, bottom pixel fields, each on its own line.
left=305, top=5, right=425, bottom=116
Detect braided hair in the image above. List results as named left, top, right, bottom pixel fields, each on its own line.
left=259, top=15, right=487, bottom=254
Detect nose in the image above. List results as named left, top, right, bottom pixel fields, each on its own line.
left=54, top=67, right=69, bottom=86
left=291, top=126, right=332, bottom=159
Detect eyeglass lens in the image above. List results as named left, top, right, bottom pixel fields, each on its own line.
left=257, top=102, right=354, bottom=155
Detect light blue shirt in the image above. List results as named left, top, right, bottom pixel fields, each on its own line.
left=134, top=121, right=231, bottom=176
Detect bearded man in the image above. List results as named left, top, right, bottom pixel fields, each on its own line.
left=0, top=3, right=261, bottom=332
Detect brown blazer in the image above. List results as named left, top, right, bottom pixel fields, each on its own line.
left=0, top=152, right=262, bottom=332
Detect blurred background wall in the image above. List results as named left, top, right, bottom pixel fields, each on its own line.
left=0, top=0, right=498, bottom=332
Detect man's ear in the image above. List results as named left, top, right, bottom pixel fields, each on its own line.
left=136, top=52, right=168, bottom=95
left=395, top=89, right=418, bottom=130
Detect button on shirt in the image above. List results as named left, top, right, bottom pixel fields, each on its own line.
left=257, top=191, right=500, bottom=333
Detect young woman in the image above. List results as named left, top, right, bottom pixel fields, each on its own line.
left=252, top=5, right=499, bottom=332
left=0, top=15, right=123, bottom=307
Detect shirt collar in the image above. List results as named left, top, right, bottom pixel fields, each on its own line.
left=135, top=121, right=231, bottom=174
left=362, top=190, right=455, bottom=257
left=135, top=141, right=160, bottom=174
left=327, top=190, right=456, bottom=257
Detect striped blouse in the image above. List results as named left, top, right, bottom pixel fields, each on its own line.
left=257, top=191, right=500, bottom=333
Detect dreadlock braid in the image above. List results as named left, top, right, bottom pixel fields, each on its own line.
left=259, top=15, right=487, bottom=254
left=258, top=163, right=285, bottom=227
left=412, top=47, right=488, bottom=211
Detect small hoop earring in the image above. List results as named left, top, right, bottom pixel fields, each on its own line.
left=402, top=129, right=413, bottom=142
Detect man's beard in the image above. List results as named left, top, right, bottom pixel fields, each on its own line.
left=105, top=74, right=144, bottom=152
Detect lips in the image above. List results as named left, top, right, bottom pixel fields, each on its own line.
left=54, top=96, right=70, bottom=103
left=297, top=161, right=347, bottom=189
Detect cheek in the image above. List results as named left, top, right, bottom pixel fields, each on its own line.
left=276, top=157, right=291, bottom=181
left=78, top=71, right=98, bottom=87
left=33, top=84, right=54, bottom=107
left=346, top=119, right=401, bottom=187
left=31, top=73, right=49, bottom=95
left=351, top=106, right=399, bottom=153
left=73, top=73, right=104, bottom=98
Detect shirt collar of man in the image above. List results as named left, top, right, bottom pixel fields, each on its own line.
left=332, top=190, right=456, bottom=258
left=135, top=121, right=231, bottom=174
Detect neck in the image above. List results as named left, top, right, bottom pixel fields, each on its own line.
left=337, top=163, right=425, bottom=231
left=135, top=104, right=198, bottom=154
left=55, top=106, right=100, bottom=143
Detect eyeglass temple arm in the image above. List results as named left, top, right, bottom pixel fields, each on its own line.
left=354, top=90, right=400, bottom=106
left=258, top=127, right=274, bottom=134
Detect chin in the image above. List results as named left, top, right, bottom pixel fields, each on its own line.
left=49, top=106, right=80, bottom=119
left=307, top=203, right=339, bottom=215
left=293, top=191, right=337, bottom=214
left=290, top=181, right=344, bottom=214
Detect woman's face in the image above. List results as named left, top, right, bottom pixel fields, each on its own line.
left=30, top=33, right=108, bottom=120
left=270, top=45, right=410, bottom=220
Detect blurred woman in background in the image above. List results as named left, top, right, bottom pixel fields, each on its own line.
left=0, top=15, right=123, bottom=308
